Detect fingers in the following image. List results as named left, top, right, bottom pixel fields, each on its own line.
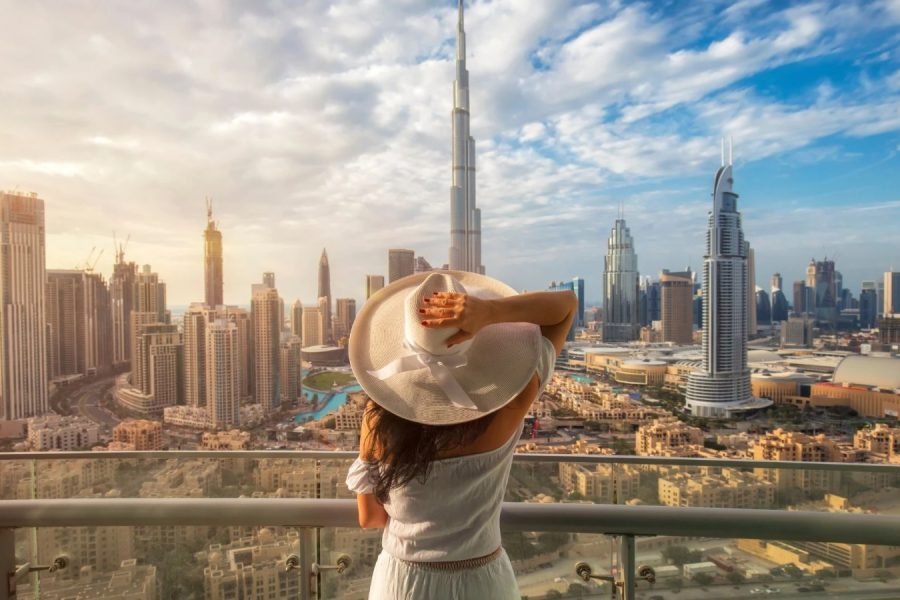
left=418, top=307, right=455, bottom=318
left=420, top=317, right=461, bottom=328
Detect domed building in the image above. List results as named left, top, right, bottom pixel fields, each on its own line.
left=806, top=355, right=900, bottom=417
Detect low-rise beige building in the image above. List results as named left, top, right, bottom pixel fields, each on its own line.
left=751, top=429, right=843, bottom=493
left=636, top=417, right=703, bottom=456
left=204, top=529, right=301, bottom=600
left=27, top=415, right=100, bottom=451
left=559, top=462, right=641, bottom=502
left=18, top=560, right=157, bottom=600
left=113, top=419, right=163, bottom=450
left=659, top=468, right=775, bottom=509
left=854, top=424, right=900, bottom=462
left=201, top=429, right=251, bottom=450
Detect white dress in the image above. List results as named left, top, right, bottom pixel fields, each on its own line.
left=347, top=336, right=557, bottom=600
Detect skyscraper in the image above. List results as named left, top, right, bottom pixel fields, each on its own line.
left=290, top=300, right=303, bottom=341
left=110, top=244, right=137, bottom=366
left=685, top=150, right=755, bottom=417
left=366, top=275, right=385, bottom=300
left=660, top=269, right=693, bottom=345
left=128, top=323, right=183, bottom=413
left=46, top=270, right=112, bottom=379
left=263, top=272, right=275, bottom=289
left=252, top=284, right=281, bottom=413
left=317, top=249, right=332, bottom=342
left=885, top=271, right=900, bottom=316
left=771, top=273, right=783, bottom=292
left=747, top=246, right=757, bottom=336
left=279, top=333, right=301, bottom=406
left=0, top=191, right=48, bottom=419
left=792, top=280, right=812, bottom=317
left=448, top=0, right=484, bottom=274
left=335, top=298, right=357, bottom=341
left=206, top=319, right=239, bottom=428
left=547, top=280, right=581, bottom=341
left=204, top=199, right=224, bottom=307
left=771, top=288, right=789, bottom=322
left=133, top=265, right=167, bottom=322
left=811, top=258, right=837, bottom=325
left=860, top=282, right=878, bottom=329
left=601, top=218, right=640, bottom=342
left=414, top=256, right=434, bottom=274
left=183, top=303, right=213, bottom=408
left=302, top=306, right=325, bottom=348
left=388, top=249, right=415, bottom=283
left=756, top=289, right=771, bottom=326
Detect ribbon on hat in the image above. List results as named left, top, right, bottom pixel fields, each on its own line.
left=367, top=339, right=478, bottom=410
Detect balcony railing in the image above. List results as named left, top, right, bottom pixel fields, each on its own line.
left=1, top=451, right=898, bottom=600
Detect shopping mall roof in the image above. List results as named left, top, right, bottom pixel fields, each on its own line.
left=832, top=355, right=900, bottom=390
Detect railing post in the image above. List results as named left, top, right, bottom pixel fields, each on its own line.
left=0, top=529, right=15, bottom=600
left=618, top=534, right=635, bottom=600
left=299, top=527, right=315, bottom=600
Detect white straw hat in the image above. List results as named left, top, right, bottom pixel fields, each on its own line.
left=349, top=271, right=541, bottom=425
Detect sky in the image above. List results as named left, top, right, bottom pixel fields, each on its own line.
left=2, top=0, right=900, bottom=307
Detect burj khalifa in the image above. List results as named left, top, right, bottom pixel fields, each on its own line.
left=449, top=0, right=484, bottom=274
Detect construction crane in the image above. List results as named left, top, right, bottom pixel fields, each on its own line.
left=113, top=231, right=131, bottom=265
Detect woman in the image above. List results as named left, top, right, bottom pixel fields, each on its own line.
left=346, top=271, right=575, bottom=599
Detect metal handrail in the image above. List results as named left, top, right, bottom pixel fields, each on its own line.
left=0, top=449, right=897, bottom=472
left=0, top=499, right=898, bottom=546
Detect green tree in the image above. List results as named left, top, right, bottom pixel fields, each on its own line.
left=726, top=572, right=745, bottom=585
left=692, top=573, right=714, bottom=586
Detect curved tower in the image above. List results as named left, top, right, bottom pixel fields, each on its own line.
left=686, top=149, right=756, bottom=417
left=318, top=249, right=332, bottom=343
left=602, top=218, right=640, bottom=342
left=449, top=0, right=484, bottom=274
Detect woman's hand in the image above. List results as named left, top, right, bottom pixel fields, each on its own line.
left=420, top=291, right=495, bottom=347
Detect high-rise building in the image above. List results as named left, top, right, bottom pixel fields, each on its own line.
left=811, top=258, right=837, bottom=325
left=572, top=277, right=585, bottom=327
left=414, top=256, right=433, bottom=274
left=756, top=289, right=771, bottom=326
left=771, top=273, right=783, bottom=292
left=0, top=191, right=48, bottom=419
left=335, top=298, right=357, bottom=341
left=366, top=275, right=385, bottom=300
left=223, top=306, right=251, bottom=400
left=252, top=284, right=281, bottom=413
left=290, top=299, right=303, bottom=340
left=448, top=1, right=484, bottom=275
left=317, top=249, right=332, bottom=342
left=885, top=271, right=900, bottom=316
left=183, top=304, right=214, bottom=408
left=792, top=280, right=814, bottom=317
left=686, top=150, right=755, bottom=417
left=128, top=323, right=183, bottom=413
left=302, top=306, right=325, bottom=348
left=876, top=280, right=885, bottom=317
left=204, top=199, right=224, bottom=307
left=781, top=316, right=814, bottom=348
left=279, top=334, right=301, bottom=406
left=747, top=246, right=757, bottom=336
left=860, top=281, right=878, bottom=329
left=262, top=272, right=275, bottom=289
left=639, top=277, right=661, bottom=327
left=660, top=269, right=693, bottom=345
left=547, top=280, right=580, bottom=341
left=771, top=288, right=789, bottom=322
left=110, top=246, right=137, bottom=366
left=206, top=319, right=239, bottom=429
left=46, top=270, right=112, bottom=379
left=133, top=264, right=168, bottom=323
left=388, top=249, right=415, bottom=283
left=601, top=218, right=640, bottom=342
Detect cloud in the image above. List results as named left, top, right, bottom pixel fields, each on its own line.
left=0, top=0, right=898, bottom=307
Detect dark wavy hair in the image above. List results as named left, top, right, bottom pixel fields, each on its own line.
left=363, top=401, right=495, bottom=503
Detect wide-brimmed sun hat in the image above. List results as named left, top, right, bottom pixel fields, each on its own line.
left=349, top=271, right=541, bottom=425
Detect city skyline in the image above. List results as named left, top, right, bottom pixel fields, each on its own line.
left=2, top=1, right=900, bottom=306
